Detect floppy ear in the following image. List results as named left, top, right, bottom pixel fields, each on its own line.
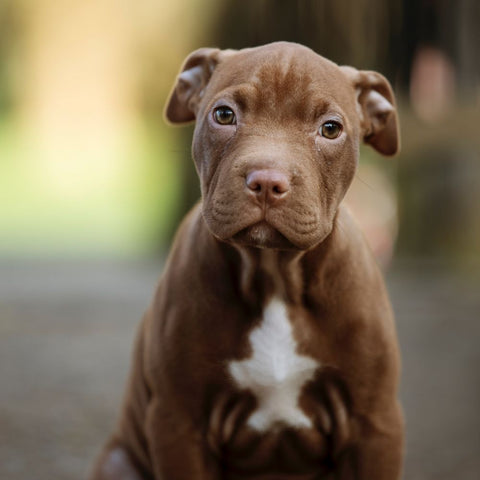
left=164, top=48, right=223, bottom=124
left=341, top=67, right=400, bottom=156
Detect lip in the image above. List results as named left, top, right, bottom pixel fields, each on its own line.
left=232, top=221, right=297, bottom=250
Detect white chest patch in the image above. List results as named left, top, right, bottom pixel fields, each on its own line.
left=228, top=298, right=320, bottom=431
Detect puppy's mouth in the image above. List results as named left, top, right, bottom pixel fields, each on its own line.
left=232, top=221, right=296, bottom=250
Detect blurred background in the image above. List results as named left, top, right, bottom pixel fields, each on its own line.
left=0, top=1, right=479, bottom=479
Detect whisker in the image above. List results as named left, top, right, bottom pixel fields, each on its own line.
left=354, top=174, right=375, bottom=192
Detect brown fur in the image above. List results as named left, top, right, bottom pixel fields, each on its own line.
left=89, top=42, right=403, bottom=480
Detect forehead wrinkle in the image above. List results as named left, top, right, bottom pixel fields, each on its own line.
left=250, top=60, right=321, bottom=122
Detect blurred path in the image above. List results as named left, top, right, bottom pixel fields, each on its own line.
left=0, top=260, right=479, bottom=480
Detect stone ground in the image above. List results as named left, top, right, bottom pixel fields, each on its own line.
left=0, top=258, right=479, bottom=480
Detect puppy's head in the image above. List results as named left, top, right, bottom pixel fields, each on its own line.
left=165, top=42, right=399, bottom=251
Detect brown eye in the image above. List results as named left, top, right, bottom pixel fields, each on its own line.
left=213, top=106, right=236, bottom=125
left=320, top=121, right=342, bottom=139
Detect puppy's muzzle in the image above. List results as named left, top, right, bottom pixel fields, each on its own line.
left=245, top=169, right=290, bottom=207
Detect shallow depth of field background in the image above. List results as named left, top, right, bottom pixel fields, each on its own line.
left=0, top=1, right=479, bottom=479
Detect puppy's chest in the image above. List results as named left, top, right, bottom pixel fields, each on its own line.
left=228, top=298, right=320, bottom=431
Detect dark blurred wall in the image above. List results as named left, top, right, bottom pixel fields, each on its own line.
left=211, top=0, right=403, bottom=85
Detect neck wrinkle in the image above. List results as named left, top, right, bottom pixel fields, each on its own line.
left=231, top=245, right=307, bottom=308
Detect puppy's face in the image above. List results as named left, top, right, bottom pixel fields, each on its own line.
left=166, top=42, right=399, bottom=251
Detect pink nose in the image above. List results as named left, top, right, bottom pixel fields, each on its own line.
left=245, top=169, right=290, bottom=204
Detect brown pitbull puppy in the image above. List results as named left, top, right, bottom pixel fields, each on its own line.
left=89, top=42, right=403, bottom=480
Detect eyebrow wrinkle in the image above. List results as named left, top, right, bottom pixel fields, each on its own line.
left=231, top=84, right=262, bottom=112
left=232, top=89, right=248, bottom=112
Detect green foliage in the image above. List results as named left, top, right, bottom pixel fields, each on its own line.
left=0, top=117, right=184, bottom=258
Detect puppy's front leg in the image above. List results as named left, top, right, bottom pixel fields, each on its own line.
left=336, top=402, right=404, bottom=480
left=89, top=441, right=147, bottom=480
left=146, top=399, right=221, bottom=480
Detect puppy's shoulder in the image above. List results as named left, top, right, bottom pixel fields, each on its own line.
left=305, top=205, right=389, bottom=311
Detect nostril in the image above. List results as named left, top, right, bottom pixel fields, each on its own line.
left=272, top=182, right=288, bottom=195
left=246, top=172, right=264, bottom=193
left=269, top=172, right=290, bottom=196
left=250, top=181, right=262, bottom=192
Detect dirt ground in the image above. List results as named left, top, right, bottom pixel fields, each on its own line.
left=0, top=258, right=479, bottom=480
